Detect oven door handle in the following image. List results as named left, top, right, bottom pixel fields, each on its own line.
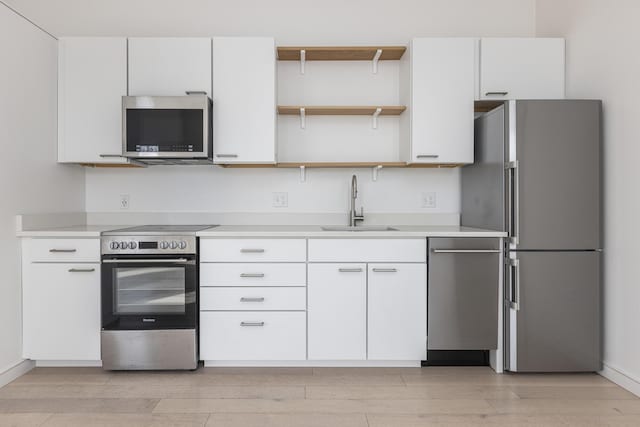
left=102, top=258, right=194, bottom=264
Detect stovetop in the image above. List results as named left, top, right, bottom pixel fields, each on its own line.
left=102, top=224, right=218, bottom=236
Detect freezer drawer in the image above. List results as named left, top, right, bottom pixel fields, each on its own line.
left=427, top=238, right=501, bottom=350
left=506, top=251, right=601, bottom=372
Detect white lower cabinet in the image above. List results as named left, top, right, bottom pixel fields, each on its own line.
left=200, top=312, right=306, bottom=361
left=22, top=263, right=101, bottom=361
left=308, top=264, right=367, bottom=360
left=368, top=264, right=427, bottom=360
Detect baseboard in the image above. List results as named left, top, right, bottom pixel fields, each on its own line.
left=204, top=360, right=421, bottom=368
left=600, top=363, right=640, bottom=397
left=35, top=360, right=102, bottom=367
left=0, top=360, right=35, bottom=388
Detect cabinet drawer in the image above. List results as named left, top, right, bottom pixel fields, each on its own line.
left=24, top=238, right=100, bottom=263
left=200, top=263, right=306, bottom=287
left=200, top=239, right=306, bottom=262
left=308, top=239, right=426, bottom=263
left=200, top=312, right=306, bottom=360
left=201, top=287, right=306, bottom=311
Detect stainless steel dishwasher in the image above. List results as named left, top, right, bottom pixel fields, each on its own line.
left=427, top=238, right=501, bottom=351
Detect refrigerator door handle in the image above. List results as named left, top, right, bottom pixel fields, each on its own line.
left=506, top=161, right=520, bottom=245
left=507, top=257, right=521, bottom=311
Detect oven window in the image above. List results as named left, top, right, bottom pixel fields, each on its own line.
left=126, top=109, right=203, bottom=153
left=113, top=266, right=187, bottom=315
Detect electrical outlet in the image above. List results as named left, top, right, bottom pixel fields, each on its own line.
left=272, top=192, right=288, bottom=208
left=421, top=192, right=436, bottom=209
left=119, top=194, right=130, bottom=210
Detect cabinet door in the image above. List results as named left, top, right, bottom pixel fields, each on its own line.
left=409, top=38, right=475, bottom=164
left=212, top=37, right=276, bottom=164
left=427, top=238, right=500, bottom=350
left=480, top=38, right=565, bottom=100
left=308, top=264, right=366, bottom=360
left=58, top=38, right=128, bottom=163
left=368, top=263, right=427, bottom=360
left=128, top=38, right=212, bottom=96
left=23, top=263, right=101, bottom=360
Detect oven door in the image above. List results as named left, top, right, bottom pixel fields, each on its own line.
left=122, top=95, right=211, bottom=159
left=101, top=255, right=197, bottom=330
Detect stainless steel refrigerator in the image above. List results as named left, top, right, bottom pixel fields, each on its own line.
left=462, top=100, right=602, bottom=372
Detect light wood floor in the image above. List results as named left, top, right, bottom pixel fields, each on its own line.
left=0, top=366, right=638, bottom=426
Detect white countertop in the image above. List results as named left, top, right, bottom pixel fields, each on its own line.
left=17, top=224, right=506, bottom=238
left=17, top=225, right=128, bottom=238
left=196, top=225, right=506, bottom=238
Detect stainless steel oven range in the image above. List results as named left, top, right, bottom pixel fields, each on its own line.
left=100, top=225, right=216, bottom=370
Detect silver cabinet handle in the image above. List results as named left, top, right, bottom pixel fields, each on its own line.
left=431, top=249, right=501, bottom=254
left=416, top=154, right=439, bottom=159
left=240, top=248, right=265, bottom=253
left=102, top=258, right=192, bottom=264
left=338, top=268, right=363, bottom=273
left=372, top=268, right=398, bottom=273
left=485, top=91, right=509, bottom=96
left=508, top=258, right=521, bottom=311
left=68, top=268, right=96, bottom=273
left=240, top=273, right=265, bottom=278
left=185, top=91, right=207, bottom=95
left=99, top=154, right=125, bottom=158
left=240, top=297, right=265, bottom=302
left=240, top=321, right=265, bottom=327
left=216, top=154, right=239, bottom=158
left=506, top=160, right=520, bottom=245
left=49, top=248, right=77, bottom=253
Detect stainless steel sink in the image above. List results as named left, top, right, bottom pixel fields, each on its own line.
left=320, top=226, right=398, bottom=232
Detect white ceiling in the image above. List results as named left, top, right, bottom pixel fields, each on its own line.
left=3, top=0, right=536, bottom=42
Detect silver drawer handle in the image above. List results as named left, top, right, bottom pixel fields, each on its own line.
left=240, top=248, right=265, bottom=253
left=49, top=249, right=77, bottom=253
left=372, top=268, right=397, bottom=273
left=240, top=273, right=265, bottom=278
left=240, top=297, right=265, bottom=302
left=339, top=268, right=363, bottom=273
left=68, top=268, right=96, bottom=273
left=416, top=154, right=439, bottom=159
left=240, top=321, right=265, bottom=327
left=99, top=154, right=125, bottom=158
left=216, top=154, right=239, bottom=158
left=431, top=249, right=501, bottom=254
left=485, top=91, right=508, bottom=96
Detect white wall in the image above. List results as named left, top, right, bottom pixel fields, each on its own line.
left=7, top=0, right=536, bottom=215
left=536, top=0, right=640, bottom=391
left=0, top=4, right=85, bottom=373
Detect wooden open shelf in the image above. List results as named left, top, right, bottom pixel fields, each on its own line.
left=221, top=162, right=463, bottom=169
left=278, top=106, right=406, bottom=116
left=278, top=46, right=406, bottom=61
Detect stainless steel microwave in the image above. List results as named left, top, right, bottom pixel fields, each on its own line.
left=122, top=95, right=212, bottom=164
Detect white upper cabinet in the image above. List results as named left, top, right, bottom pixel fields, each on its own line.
left=401, top=38, right=476, bottom=165
left=479, top=38, right=565, bottom=100
left=58, top=37, right=128, bottom=164
left=128, top=37, right=212, bottom=96
left=212, top=37, right=276, bottom=164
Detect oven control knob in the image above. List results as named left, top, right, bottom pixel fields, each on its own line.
left=179, top=241, right=187, bottom=249
left=110, top=241, right=120, bottom=250
left=119, top=241, right=128, bottom=249
left=159, top=241, right=169, bottom=250
left=129, top=241, right=137, bottom=249
left=170, top=241, right=179, bottom=249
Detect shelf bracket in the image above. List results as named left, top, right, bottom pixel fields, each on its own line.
left=372, top=107, right=382, bottom=129
left=300, top=107, right=306, bottom=129
left=300, top=49, right=306, bottom=74
left=299, top=165, right=306, bottom=182
left=372, top=165, right=383, bottom=181
left=372, top=49, right=382, bottom=73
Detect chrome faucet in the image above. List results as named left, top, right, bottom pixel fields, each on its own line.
left=349, top=174, right=365, bottom=227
